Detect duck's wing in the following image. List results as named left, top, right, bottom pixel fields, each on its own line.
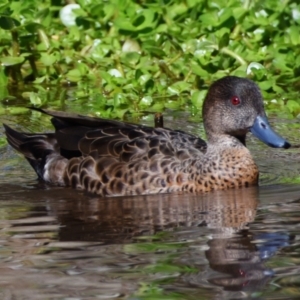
left=35, top=108, right=207, bottom=162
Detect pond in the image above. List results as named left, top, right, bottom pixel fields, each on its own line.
left=0, top=105, right=300, bottom=299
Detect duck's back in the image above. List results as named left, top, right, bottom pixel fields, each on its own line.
left=47, top=109, right=207, bottom=161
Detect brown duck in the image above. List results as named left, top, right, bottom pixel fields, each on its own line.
left=4, top=76, right=290, bottom=196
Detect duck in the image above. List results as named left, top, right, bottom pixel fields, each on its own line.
left=4, top=76, right=290, bottom=196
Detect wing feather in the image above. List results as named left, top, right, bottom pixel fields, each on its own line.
left=32, top=108, right=207, bottom=162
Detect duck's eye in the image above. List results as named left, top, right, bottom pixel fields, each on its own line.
left=231, top=96, right=240, bottom=106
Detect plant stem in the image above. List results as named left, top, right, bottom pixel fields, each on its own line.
left=11, top=30, right=19, bottom=57
left=184, top=69, right=193, bottom=82
left=221, top=47, right=247, bottom=65
left=27, top=46, right=38, bottom=79
left=11, top=29, right=22, bottom=83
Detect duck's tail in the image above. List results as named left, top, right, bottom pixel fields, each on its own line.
left=4, top=124, right=66, bottom=183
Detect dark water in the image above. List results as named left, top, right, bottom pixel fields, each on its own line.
left=0, top=111, right=300, bottom=299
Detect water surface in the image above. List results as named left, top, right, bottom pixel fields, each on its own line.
left=0, top=110, right=300, bottom=299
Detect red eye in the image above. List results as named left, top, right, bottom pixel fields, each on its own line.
left=231, top=96, right=240, bottom=106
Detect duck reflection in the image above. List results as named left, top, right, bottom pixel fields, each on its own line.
left=205, top=235, right=272, bottom=292
left=54, top=186, right=258, bottom=242
left=3, top=183, right=292, bottom=295
left=50, top=186, right=293, bottom=294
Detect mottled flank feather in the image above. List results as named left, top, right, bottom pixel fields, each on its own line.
left=4, top=76, right=290, bottom=196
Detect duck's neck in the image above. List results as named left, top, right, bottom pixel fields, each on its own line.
left=206, top=134, right=247, bottom=151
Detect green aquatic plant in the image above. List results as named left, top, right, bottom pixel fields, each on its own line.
left=0, top=0, right=300, bottom=117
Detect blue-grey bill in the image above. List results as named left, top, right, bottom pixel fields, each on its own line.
left=250, top=115, right=290, bottom=149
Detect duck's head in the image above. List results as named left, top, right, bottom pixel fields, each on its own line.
left=202, top=76, right=290, bottom=149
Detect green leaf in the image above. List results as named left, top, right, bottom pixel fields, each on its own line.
left=259, top=80, right=273, bottom=91
left=0, top=3, right=10, bottom=15
left=191, top=62, right=208, bottom=77
left=286, top=100, right=300, bottom=114
left=0, top=86, right=9, bottom=101
left=200, top=12, right=218, bottom=27
left=138, top=74, right=151, bottom=85
left=77, top=62, right=89, bottom=75
left=0, top=15, right=20, bottom=30
left=7, top=107, right=29, bottom=115
left=289, top=25, right=300, bottom=45
left=114, top=9, right=156, bottom=32
left=29, top=92, right=42, bottom=105
left=33, top=76, right=46, bottom=84
left=37, top=29, right=50, bottom=50
left=150, top=102, right=165, bottom=112
left=25, top=22, right=44, bottom=33
left=218, top=8, right=235, bottom=28
left=191, top=90, right=207, bottom=107
left=140, top=96, right=153, bottom=107
left=246, top=62, right=266, bottom=80
left=40, top=53, right=57, bottom=67
left=0, top=67, right=8, bottom=86
left=1, top=56, right=24, bottom=66
left=218, top=32, right=229, bottom=49
left=36, top=8, right=52, bottom=27
left=66, top=69, right=82, bottom=82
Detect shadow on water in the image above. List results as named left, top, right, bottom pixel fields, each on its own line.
left=0, top=182, right=299, bottom=299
